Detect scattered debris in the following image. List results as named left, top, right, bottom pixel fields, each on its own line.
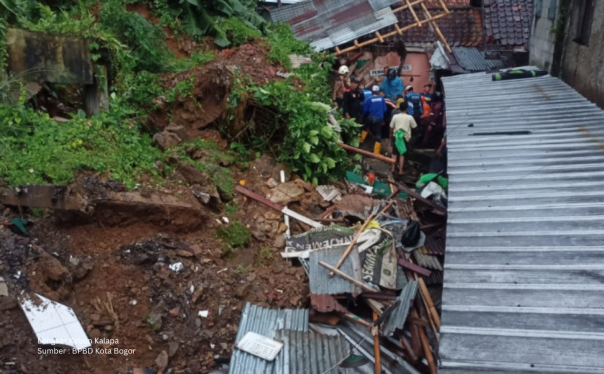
left=168, top=262, right=183, bottom=272
left=236, top=331, right=283, bottom=361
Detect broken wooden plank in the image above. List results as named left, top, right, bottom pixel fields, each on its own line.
left=398, top=257, right=432, bottom=277
left=329, top=213, right=376, bottom=277
left=235, top=186, right=322, bottom=228
left=338, top=143, right=396, bottom=164
left=395, top=182, right=447, bottom=214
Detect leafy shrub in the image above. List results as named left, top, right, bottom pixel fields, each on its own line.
left=265, top=23, right=312, bottom=69
left=218, top=17, right=261, bottom=47
left=0, top=100, right=163, bottom=188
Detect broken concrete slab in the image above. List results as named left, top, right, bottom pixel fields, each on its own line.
left=266, top=182, right=304, bottom=205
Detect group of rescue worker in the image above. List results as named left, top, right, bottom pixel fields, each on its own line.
left=332, top=66, right=445, bottom=175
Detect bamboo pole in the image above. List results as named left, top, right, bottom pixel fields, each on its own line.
left=335, top=12, right=450, bottom=55
left=319, top=261, right=377, bottom=293
left=405, top=0, right=422, bottom=27
left=329, top=213, right=376, bottom=277
left=414, top=309, right=437, bottom=374
left=415, top=273, right=441, bottom=329
left=338, top=143, right=396, bottom=164
left=420, top=3, right=453, bottom=53
left=373, top=312, right=382, bottom=374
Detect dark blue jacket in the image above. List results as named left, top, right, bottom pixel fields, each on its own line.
left=363, top=95, right=387, bottom=121
left=406, top=92, right=423, bottom=116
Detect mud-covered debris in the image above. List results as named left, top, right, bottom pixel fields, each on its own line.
left=155, top=350, right=169, bottom=374
left=168, top=342, right=179, bottom=358
left=69, top=256, right=94, bottom=280
left=265, top=178, right=279, bottom=188
left=273, top=235, right=286, bottom=249
left=177, top=162, right=210, bottom=186
left=38, top=251, right=69, bottom=282
left=0, top=296, right=18, bottom=311
left=165, top=123, right=191, bottom=142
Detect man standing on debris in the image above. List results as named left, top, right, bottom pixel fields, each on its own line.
left=333, top=66, right=349, bottom=109
left=389, top=102, right=418, bottom=175
left=343, top=76, right=365, bottom=123
left=361, top=85, right=387, bottom=155
left=379, top=68, right=404, bottom=102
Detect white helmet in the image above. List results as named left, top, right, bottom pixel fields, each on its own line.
left=338, top=66, right=349, bottom=75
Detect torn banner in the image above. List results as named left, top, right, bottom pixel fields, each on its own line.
left=282, top=225, right=355, bottom=259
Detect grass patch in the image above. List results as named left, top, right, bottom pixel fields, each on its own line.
left=234, top=264, right=250, bottom=275
left=255, top=247, right=274, bottom=267
left=225, top=201, right=239, bottom=216
left=216, top=221, right=251, bottom=248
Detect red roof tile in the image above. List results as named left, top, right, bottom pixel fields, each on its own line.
left=483, top=0, right=533, bottom=46
left=380, top=7, right=483, bottom=47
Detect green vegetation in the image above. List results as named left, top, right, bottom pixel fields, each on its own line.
left=234, top=264, right=250, bottom=275
left=216, top=221, right=251, bottom=248
left=255, top=247, right=274, bottom=267
left=0, top=0, right=354, bottom=191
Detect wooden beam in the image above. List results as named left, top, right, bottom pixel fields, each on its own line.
left=405, top=0, right=422, bottom=27
left=420, top=3, right=453, bottom=53
left=438, top=0, right=450, bottom=13
left=335, top=13, right=450, bottom=55
left=398, top=257, right=432, bottom=277
left=373, top=312, right=382, bottom=374
left=392, top=0, right=426, bottom=14
left=394, top=24, right=403, bottom=35
left=329, top=213, right=376, bottom=277
left=375, top=31, right=384, bottom=43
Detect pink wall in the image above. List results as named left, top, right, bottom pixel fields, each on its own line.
left=403, top=53, right=431, bottom=93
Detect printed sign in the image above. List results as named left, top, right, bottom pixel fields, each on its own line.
left=369, top=65, right=413, bottom=76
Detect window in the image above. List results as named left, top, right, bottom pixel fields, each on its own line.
left=535, top=0, right=542, bottom=19
left=574, top=0, right=595, bottom=45
left=547, top=0, right=557, bottom=21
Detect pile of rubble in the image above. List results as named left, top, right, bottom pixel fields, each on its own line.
left=228, top=169, right=448, bottom=373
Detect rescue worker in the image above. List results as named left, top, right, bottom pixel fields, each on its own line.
left=389, top=103, right=418, bottom=175
left=333, top=66, right=349, bottom=109
left=405, top=85, right=423, bottom=126
left=361, top=85, right=387, bottom=155
left=379, top=68, right=404, bottom=102
left=342, top=76, right=365, bottom=122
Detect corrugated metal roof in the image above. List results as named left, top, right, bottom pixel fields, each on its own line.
left=269, top=1, right=317, bottom=23
left=229, top=303, right=309, bottom=374
left=274, top=330, right=354, bottom=373
left=336, top=320, right=421, bottom=374
left=310, top=294, right=350, bottom=313
left=309, top=246, right=364, bottom=295
left=382, top=281, right=418, bottom=336
left=440, top=68, right=604, bottom=373
left=271, top=0, right=398, bottom=51
left=452, top=47, right=506, bottom=72
left=413, top=249, right=443, bottom=270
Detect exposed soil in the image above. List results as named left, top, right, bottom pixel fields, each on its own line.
left=0, top=151, right=312, bottom=373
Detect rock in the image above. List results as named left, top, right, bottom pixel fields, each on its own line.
left=39, top=253, right=69, bottom=282
left=0, top=296, right=18, bottom=311
left=153, top=131, right=182, bottom=151
left=168, top=342, right=179, bottom=358
left=155, top=351, right=169, bottom=374
left=89, top=329, right=101, bottom=339
left=176, top=250, right=193, bottom=258
left=235, top=284, right=251, bottom=299
left=191, top=184, right=222, bottom=210
left=177, top=163, right=210, bottom=186
left=192, top=287, right=204, bottom=304
left=71, top=257, right=94, bottom=281
left=265, top=178, right=279, bottom=188
left=273, top=235, right=286, bottom=249
left=166, top=123, right=192, bottom=142
left=251, top=230, right=266, bottom=242
left=104, top=325, right=114, bottom=332
left=266, top=182, right=304, bottom=204
left=191, top=244, right=203, bottom=258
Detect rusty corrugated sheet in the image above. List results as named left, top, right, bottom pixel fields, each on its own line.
left=309, top=245, right=363, bottom=295
left=413, top=248, right=443, bottom=270
left=382, top=281, right=418, bottom=336
left=6, top=28, right=93, bottom=84
left=424, top=233, right=446, bottom=255
left=310, top=294, right=349, bottom=313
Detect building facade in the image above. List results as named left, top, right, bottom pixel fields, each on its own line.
left=529, top=0, right=604, bottom=108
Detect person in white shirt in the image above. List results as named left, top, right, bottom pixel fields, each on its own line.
left=389, top=103, right=417, bottom=175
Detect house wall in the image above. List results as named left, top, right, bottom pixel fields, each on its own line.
left=529, top=0, right=558, bottom=72
left=403, top=53, right=431, bottom=92
left=560, top=1, right=604, bottom=109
